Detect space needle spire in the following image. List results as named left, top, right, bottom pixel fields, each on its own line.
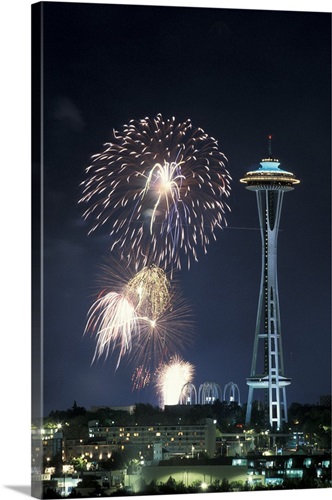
left=240, top=136, right=300, bottom=430
left=268, top=134, right=272, bottom=157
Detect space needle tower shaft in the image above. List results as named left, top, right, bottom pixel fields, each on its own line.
left=240, top=136, right=300, bottom=430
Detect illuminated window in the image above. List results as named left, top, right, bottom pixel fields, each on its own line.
left=285, top=470, right=303, bottom=478
left=232, top=459, right=247, bottom=466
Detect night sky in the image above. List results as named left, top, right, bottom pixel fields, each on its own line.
left=36, top=1, right=331, bottom=416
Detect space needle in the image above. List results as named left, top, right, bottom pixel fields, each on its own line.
left=240, top=136, right=300, bottom=430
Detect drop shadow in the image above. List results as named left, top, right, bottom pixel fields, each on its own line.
left=5, top=485, right=31, bottom=496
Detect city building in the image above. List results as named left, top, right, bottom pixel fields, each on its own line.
left=64, top=439, right=116, bottom=463
left=86, top=418, right=217, bottom=459
left=240, top=137, right=300, bottom=430
left=125, top=453, right=330, bottom=493
left=39, top=451, right=330, bottom=496
left=37, top=413, right=331, bottom=496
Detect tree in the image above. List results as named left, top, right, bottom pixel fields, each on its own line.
left=221, top=478, right=232, bottom=491
left=158, top=476, right=177, bottom=494
left=70, top=401, right=87, bottom=418
left=70, top=456, right=87, bottom=472
left=187, top=479, right=202, bottom=493
left=175, top=480, right=187, bottom=493
left=133, top=403, right=163, bottom=425
left=230, top=480, right=248, bottom=491
left=101, top=451, right=125, bottom=470
left=208, top=479, right=221, bottom=492
left=144, top=479, right=159, bottom=495
left=249, top=401, right=266, bottom=430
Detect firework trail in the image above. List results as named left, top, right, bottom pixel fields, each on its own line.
left=132, top=366, right=151, bottom=390
left=79, top=114, right=231, bottom=272
left=156, top=356, right=195, bottom=407
left=84, top=259, right=194, bottom=372
left=85, top=291, right=138, bottom=367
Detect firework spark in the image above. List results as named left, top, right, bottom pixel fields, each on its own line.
left=84, top=259, right=194, bottom=371
left=132, top=365, right=151, bottom=390
left=156, top=356, right=195, bottom=407
left=79, top=114, right=231, bottom=272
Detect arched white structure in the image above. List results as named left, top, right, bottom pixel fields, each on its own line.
left=179, top=382, right=197, bottom=405
left=223, top=381, right=241, bottom=406
left=198, top=382, right=222, bottom=405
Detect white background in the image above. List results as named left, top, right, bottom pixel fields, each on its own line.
left=0, top=0, right=330, bottom=499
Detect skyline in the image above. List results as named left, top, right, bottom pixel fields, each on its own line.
left=32, top=2, right=330, bottom=417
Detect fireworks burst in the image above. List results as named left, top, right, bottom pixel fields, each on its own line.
left=84, top=259, right=194, bottom=371
left=124, top=264, right=170, bottom=320
left=85, top=290, right=138, bottom=367
left=156, top=356, right=195, bottom=407
left=79, top=114, right=231, bottom=272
